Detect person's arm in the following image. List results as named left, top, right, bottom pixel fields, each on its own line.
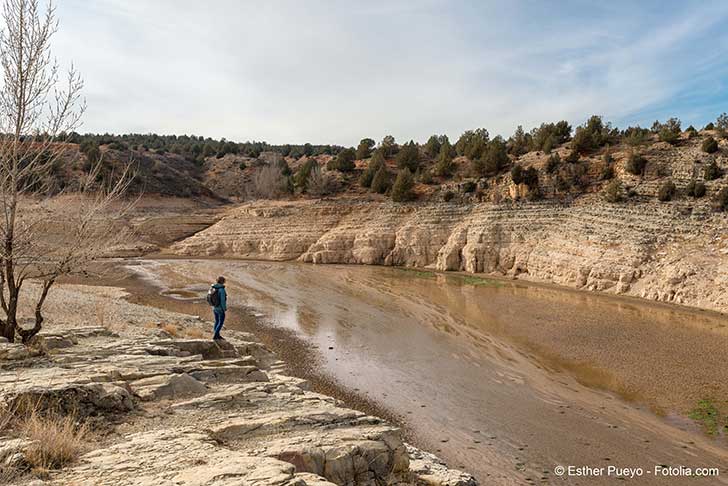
left=221, top=287, right=227, bottom=311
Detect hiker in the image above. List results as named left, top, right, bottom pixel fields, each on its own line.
left=207, top=276, right=228, bottom=340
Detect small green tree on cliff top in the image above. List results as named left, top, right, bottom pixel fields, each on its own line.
left=391, top=169, right=416, bottom=202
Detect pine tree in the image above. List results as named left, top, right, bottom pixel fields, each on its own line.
left=391, top=169, right=415, bottom=202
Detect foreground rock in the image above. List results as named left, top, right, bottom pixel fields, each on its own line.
left=0, top=286, right=478, bottom=486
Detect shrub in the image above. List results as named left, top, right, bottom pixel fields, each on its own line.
left=529, top=121, right=571, bottom=152
left=473, top=137, right=508, bottom=176
left=255, top=164, right=293, bottom=199
left=371, top=166, right=391, bottom=194
left=625, top=152, right=647, bottom=175
left=238, top=161, right=246, bottom=171
left=511, top=165, right=538, bottom=189
left=704, top=161, right=722, bottom=181
left=395, top=141, right=420, bottom=172
left=21, top=411, right=88, bottom=471
left=686, top=125, right=698, bottom=138
left=622, top=126, right=650, bottom=146
left=294, top=159, right=317, bottom=191
left=653, top=118, right=681, bottom=144
left=455, top=128, right=489, bottom=159
left=704, top=122, right=715, bottom=131
left=545, top=153, right=560, bottom=173
left=686, top=180, right=706, bottom=198
left=462, top=180, right=476, bottom=193
left=355, top=138, right=375, bottom=160
left=424, top=135, right=443, bottom=158
left=716, top=113, right=728, bottom=137
left=330, top=148, right=356, bottom=172
left=702, top=136, right=719, bottom=153
left=442, top=190, right=455, bottom=202
left=657, top=180, right=676, bottom=201
left=603, top=179, right=623, bottom=203
left=418, top=168, right=433, bottom=184
left=571, top=115, right=616, bottom=153
left=380, top=135, right=398, bottom=157
left=507, top=125, right=531, bottom=156
left=359, top=150, right=385, bottom=187
left=714, top=187, right=728, bottom=211
left=565, top=150, right=580, bottom=164
left=601, top=164, right=615, bottom=180
left=433, top=139, right=455, bottom=176
left=307, top=165, right=336, bottom=196
left=391, top=169, right=415, bottom=202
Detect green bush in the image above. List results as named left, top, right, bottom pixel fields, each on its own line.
left=704, top=122, right=715, bottom=131
left=511, top=165, right=538, bottom=189
left=601, top=164, right=615, bottom=180
left=473, top=137, right=508, bottom=176
left=565, top=150, right=580, bottom=164
left=622, top=126, right=650, bottom=146
left=507, top=125, right=531, bottom=156
left=571, top=115, right=616, bottom=153
left=545, top=153, right=560, bottom=173
left=424, top=135, right=443, bottom=158
left=702, top=136, right=719, bottom=153
left=653, top=118, right=681, bottom=144
left=355, top=138, right=375, bottom=160
left=395, top=141, right=420, bottom=172
left=657, top=180, right=676, bottom=201
left=714, top=187, right=728, bottom=211
left=434, top=139, right=455, bottom=176
left=625, top=152, right=647, bottom=175
left=704, top=161, right=722, bottom=181
left=529, top=121, right=571, bottom=152
left=294, top=159, right=317, bottom=191
left=462, top=180, right=476, bottom=193
left=329, top=148, right=355, bottom=172
left=603, top=179, right=623, bottom=203
left=686, top=180, right=706, bottom=198
left=391, top=169, right=415, bottom=202
left=455, top=128, right=489, bottom=159
left=370, top=166, right=391, bottom=194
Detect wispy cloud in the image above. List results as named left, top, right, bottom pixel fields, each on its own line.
left=52, top=0, right=728, bottom=145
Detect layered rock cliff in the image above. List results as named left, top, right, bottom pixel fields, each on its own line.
left=172, top=198, right=728, bottom=313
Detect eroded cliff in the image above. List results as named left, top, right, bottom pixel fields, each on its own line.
left=172, top=198, right=728, bottom=314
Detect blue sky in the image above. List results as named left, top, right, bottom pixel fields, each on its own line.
left=53, top=0, right=728, bottom=146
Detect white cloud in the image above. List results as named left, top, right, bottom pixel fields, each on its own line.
left=50, top=0, right=728, bottom=145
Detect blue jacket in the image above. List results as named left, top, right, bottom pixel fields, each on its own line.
left=212, top=283, right=227, bottom=311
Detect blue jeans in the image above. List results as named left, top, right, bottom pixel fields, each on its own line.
left=213, top=308, right=226, bottom=339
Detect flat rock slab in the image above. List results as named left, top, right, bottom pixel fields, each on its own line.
left=56, top=428, right=329, bottom=486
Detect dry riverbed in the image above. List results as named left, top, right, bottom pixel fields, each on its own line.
left=0, top=282, right=477, bottom=485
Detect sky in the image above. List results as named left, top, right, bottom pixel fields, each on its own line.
left=52, top=0, right=728, bottom=146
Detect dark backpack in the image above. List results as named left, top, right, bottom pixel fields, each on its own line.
left=206, top=286, right=220, bottom=307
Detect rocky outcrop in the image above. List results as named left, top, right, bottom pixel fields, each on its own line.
left=172, top=197, right=728, bottom=313
left=1, top=291, right=477, bottom=485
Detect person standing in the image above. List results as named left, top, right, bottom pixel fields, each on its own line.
left=207, top=276, right=228, bottom=340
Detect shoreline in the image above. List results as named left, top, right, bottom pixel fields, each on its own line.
left=68, top=260, right=433, bottom=452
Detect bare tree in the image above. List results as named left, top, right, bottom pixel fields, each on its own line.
left=0, top=0, right=132, bottom=343
left=307, top=164, right=335, bottom=197
left=253, top=163, right=290, bottom=199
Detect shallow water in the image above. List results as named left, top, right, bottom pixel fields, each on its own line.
left=134, top=259, right=728, bottom=485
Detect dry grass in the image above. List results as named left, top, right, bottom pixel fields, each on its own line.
left=20, top=411, right=88, bottom=474
left=161, top=323, right=179, bottom=337
left=184, top=327, right=205, bottom=339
